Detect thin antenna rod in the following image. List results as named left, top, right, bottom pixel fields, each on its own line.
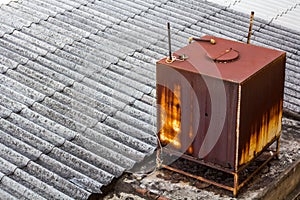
left=167, top=22, right=172, bottom=61
left=247, top=11, right=254, bottom=44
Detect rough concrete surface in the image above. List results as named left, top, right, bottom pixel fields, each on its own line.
left=103, top=116, right=300, bottom=200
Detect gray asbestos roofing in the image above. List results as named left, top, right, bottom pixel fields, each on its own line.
left=208, top=0, right=300, bottom=32
left=0, top=0, right=299, bottom=199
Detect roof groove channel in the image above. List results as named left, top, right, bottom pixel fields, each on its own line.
left=0, top=132, right=77, bottom=200
left=35, top=153, right=104, bottom=194
left=97, top=67, right=153, bottom=95
left=0, top=134, right=58, bottom=199
left=0, top=175, right=47, bottom=200
left=1, top=67, right=155, bottom=180
left=61, top=42, right=115, bottom=68
left=0, top=0, right=84, bottom=39
left=100, top=0, right=181, bottom=60
left=108, top=63, right=156, bottom=88
left=9, top=0, right=57, bottom=17
left=46, top=147, right=115, bottom=186
left=0, top=0, right=123, bottom=126
left=0, top=73, right=45, bottom=103
left=0, top=112, right=108, bottom=197
left=0, top=0, right=116, bottom=77
left=2, top=68, right=74, bottom=125
left=10, top=167, right=74, bottom=200
left=0, top=112, right=132, bottom=197
left=0, top=8, right=33, bottom=31
left=1, top=4, right=41, bottom=24
left=89, top=0, right=140, bottom=21
left=77, top=2, right=165, bottom=65
left=13, top=30, right=57, bottom=53
left=116, top=0, right=224, bottom=65
left=0, top=118, right=54, bottom=154
left=56, top=11, right=102, bottom=34
left=92, top=122, right=155, bottom=154
left=74, top=130, right=145, bottom=164
left=270, top=3, right=298, bottom=22
left=61, top=138, right=130, bottom=174
left=0, top=0, right=164, bottom=145
left=9, top=0, right=162, bottom=119
left=23, top=160, right=91, bottom=199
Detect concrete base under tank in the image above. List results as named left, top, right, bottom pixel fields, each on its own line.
left=102, top=116, right=300, bottom=200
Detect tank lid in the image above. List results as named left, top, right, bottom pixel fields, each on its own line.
left=157, top=36, right=285, bottom=83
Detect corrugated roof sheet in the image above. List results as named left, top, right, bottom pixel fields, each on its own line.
left=0, top=0, right=299, bottom=199
left=208, top=0, right=300, bottom=32
left=274, top=6, right=300, bottom=32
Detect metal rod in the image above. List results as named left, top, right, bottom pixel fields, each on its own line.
left=276, top=137, right=280, bottom=159
left=237, top=135, right=280, bottom=173
left=162, top=147, right=235, bottom=174
left=233, top=173, right=239, bottom=197
left=167, top=22, right=172, bottom=61
left=162, top=145, right=278, bottom=197
left=162, top=164, right=234, bottom=192
left=247, top=11, right=254, bottom=44
left=238, top=154, right=275, bottom=190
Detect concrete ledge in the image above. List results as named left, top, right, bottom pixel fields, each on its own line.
left=260, top=159, right=300, bottom=200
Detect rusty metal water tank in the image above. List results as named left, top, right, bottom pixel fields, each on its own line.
left=156, top=35, right=286, bottom=196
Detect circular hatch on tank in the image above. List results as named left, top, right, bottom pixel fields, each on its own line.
left=206, top=48, right=240, bottom=63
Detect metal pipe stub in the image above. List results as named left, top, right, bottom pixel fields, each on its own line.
left=167, top=22, right=172, bottom=62
left=247, top=11, right=255, bottom=44
left=188, top=37, right=216, bottom=44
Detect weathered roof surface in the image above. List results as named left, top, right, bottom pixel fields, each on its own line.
left=207, top=0, right=300, bottom=30
left=0, top=0, right=299, bottom=199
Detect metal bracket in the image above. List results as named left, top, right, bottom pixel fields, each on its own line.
left=160, top=136, right=280, bottom=197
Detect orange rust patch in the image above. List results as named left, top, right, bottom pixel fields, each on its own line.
left=158, top=85, right=182, bottom=149
left=239, top=101, right=282, bottom=165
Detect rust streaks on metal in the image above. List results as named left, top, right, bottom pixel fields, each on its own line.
left=158, top=85, right=182, bottom=149
left=239, top=103, right=283, bottom=165
left=238, top=53, right=286, bottom=166
left=156, top=36, right=286, bottom=197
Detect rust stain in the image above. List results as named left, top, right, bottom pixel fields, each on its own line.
left=158, top=83, right=197, bottom=154
left=187, top=146, right=193, bottom=155
left=158, top=85, right=182, bottom=149
left=239, top=101, right=283, bottom=165
left=157, top=35, right=285, bottom=171
left=187, top=124, right=194, bottom=155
